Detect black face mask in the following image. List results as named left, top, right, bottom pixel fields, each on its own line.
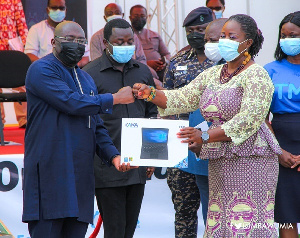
left=131, top=17, right=147, bottom=31
left=57, top=42, right=85, bottom=67
left=186, top=32, right=205, bottom=50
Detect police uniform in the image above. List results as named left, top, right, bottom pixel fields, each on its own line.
left=163, top=6, right=215, bottom=238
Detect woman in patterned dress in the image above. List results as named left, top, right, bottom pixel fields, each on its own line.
left=264, top=11, right=300, bottom=238
left=133, top=14, right=281, bottom=238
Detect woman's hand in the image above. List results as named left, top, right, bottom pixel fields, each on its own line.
left=291, top=154, right=300, bottom=171
left=278, top=149, right=296, bottom=168
left=132, top=83, right=151, bottom=99
left=177, top=127, right=202, bottom=144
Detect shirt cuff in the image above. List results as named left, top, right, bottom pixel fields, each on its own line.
left=107, top=152, right=120, bottom=166
left=24, top=49, right=38, bottom=55
left=110, top=154, right=120, bottom=165
left=99, top=93, right=113, bottom=114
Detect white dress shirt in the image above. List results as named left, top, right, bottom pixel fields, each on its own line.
left=25, top=20, right=89, bottom=58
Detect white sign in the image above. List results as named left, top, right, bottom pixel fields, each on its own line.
left=0, top=154, right=29, bottom=238
left=121, top=118, right=189, bottom=167
left=0, top=155, right=206, bottom=237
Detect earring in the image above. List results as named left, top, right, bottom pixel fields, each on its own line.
left=243, top=51, right=251, bottom=65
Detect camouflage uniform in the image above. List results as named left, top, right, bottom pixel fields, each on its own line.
left=164, top=47, right=215, bottom=238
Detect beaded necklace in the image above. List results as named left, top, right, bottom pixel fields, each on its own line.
left=219, top=52, right=251, bottom=84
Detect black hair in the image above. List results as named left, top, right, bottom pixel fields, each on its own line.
left=206, top=0, right=225, bottom=7
left=227, top=14, right=264, bottom=57
left=103, top=18, right=133, bottom=41
left=130, top=4, right=147, bottom=16
left=275, top=11, right=300, bottom=61
left=47, top=0, right=65, bottom=7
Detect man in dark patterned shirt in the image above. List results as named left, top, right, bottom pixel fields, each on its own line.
left=163, top=7, right=215, bottom=238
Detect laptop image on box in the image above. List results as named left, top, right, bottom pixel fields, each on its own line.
left=140, top=128, right=169, bottom=160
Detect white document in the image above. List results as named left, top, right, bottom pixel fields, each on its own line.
left=8, top=37, right=24, bottom=52
left=194, top=121, right=209, bottom=131
left=121, top=118, right=189, bottom=167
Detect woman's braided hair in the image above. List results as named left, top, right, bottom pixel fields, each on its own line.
left=227, top=14, right=264, bottom=58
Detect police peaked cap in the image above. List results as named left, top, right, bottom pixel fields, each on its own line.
left=183, top=7, right=213, bottom=27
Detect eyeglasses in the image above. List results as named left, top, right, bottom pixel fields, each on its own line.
left=48, top=6, right=66, bottom=11
left=55, top=36, right=88, bottom=45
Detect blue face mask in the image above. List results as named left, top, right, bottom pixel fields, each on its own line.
left=48, top=9, right=66, bottom=23
left=214, top=10, right=223, bottom=19
left=107, top=41, right=135, bottom=63
left=218, top=39, right=248, bottom=62
left=280, top=38, right=300, bottom=56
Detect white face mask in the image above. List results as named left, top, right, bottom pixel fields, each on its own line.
left=106, top=15, right=123, bottom=22
left=205, top=42, right=223, bottom=62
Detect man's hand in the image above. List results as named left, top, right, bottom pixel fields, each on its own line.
left=147, top=59, right=165, bottom=71
left=153, top=78, right=164, bottom=90
left=112, top=86, right=135, bottom=105
left=146, top=167, right=155, bottom=178
left=112, top=155, right=139, bottom=172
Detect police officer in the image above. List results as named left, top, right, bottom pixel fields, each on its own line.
left=163, top=7, right=215, bottom=238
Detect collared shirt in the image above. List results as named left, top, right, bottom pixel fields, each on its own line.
left=83, top=51, right=158, bottom=188
left=89, top=27, right=146, bottom=64
left=163, top=47, right=215, bottom=176
left=24, top=20, right=89, bottom=58
left=23, top=53, right=118, bottom=224
left=134, top=28, right=170, bottom=61
left=0, top=0, right=28, bottom=50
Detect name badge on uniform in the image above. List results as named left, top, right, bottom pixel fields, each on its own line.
left=176, top=65, right=187, bottom=71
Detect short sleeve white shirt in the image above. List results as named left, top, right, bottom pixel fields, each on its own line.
left=25, top=20, right=89, bottom=58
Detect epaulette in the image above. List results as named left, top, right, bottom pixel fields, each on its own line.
left=170, top=46, right=193, bottom=62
